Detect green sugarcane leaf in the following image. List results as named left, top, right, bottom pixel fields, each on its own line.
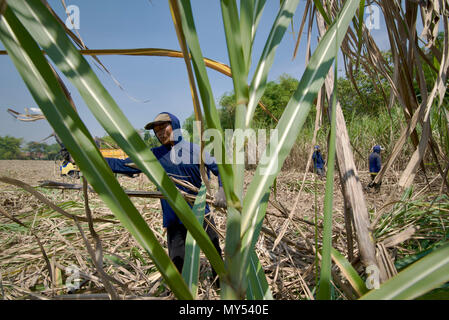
left=313, top=0, right=331, bottom=25
left=219, top=0, right=249, bottom=172
left=354, top=0, right=365, bottom=71
left=238, top=0, right=266, bottom=73
left=219, top=0, right=249, bottom=299
left=360, top=242, right=449, bottom=300
left=8, top=0, right=225, bottom=279
left=416, top=286, right=449, bottom=300
left=246, top=192, right=272, bottom=300
left=178, top=0, right=240, bottom=210
left=240, top=0, right=361, bottom=281
left=178, top=0, right=246, bottom=298
left=253, top=0, right=267, bottom=42
left=239, top=0, right=254, bottom=71
left=331, top=248, right=368, bottom=297
left=246, top=250, right=273, bottom=300
left=246, top=0, right=300, bottom=128
left=220, top=0, right=249, bottom=108
left=182, top=184, right=207, bottom=297
left=178, top=0, right=241, bottom=298
left=0, top=7, right=193, bottom=300
left=317, top=36, right=339, bottom=301
left=222, top=206, right=244, bottom=299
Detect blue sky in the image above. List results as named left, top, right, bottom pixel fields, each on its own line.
left=0, top=0, right=390, bottom=144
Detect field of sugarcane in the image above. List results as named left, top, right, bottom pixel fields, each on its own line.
left=0, top=158, right=448, bottom=300
left=0, top=0, right=449, bottom=300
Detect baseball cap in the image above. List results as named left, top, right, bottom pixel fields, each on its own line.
left=144, top=113, right=171, bottom=130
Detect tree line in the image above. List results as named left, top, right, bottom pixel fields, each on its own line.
left=0, top=135, right=60, bottom=160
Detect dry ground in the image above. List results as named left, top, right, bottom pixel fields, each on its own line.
left=0, top=160, right=443, bottom=300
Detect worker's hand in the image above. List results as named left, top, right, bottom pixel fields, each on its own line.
left=213, top=187, right=227, bottom=208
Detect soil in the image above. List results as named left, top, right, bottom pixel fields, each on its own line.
left=0, top=160, right=443, bottom=300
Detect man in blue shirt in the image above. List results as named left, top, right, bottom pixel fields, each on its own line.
left=105, top=112, right=224, bottom=283
left=368, top=145, right=382, bottom=189
left=312, top=145, right=325, bottom=177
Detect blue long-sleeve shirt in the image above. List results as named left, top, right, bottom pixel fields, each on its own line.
left=312, top=151, right=325, bottom=169
left=106, top=112, right=222, bottom=228
left=369, top=151, right=381, bottom=174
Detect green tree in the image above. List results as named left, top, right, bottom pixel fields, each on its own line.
left=258, top=74, right=299, bottom=127
left=182, top=113, right=197, bottom=141
left=0, top=135, right=23, bottom=159
left=218, top=93, right=237, bottom=129
left=101, top=131, right=160, bottom=150
left=143, top=130, right=161, bottom=148
left=45, top=143, right=61, bottom=160
left=98, top=135, right=119, bottom=148
left=217, top=74, right=301, bottom=130
left=337, top=68, right=391, bottom=118
left=25, top=141, right=48, bottom=159
left=183, top=105, right=235, bottom=141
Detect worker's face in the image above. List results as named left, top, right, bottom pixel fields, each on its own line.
left=153, top=122, right=173, bottom=146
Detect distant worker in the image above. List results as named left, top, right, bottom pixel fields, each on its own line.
left=312, top=145, right=325, bottom=177
left=368, top=145, right=382, bottom=189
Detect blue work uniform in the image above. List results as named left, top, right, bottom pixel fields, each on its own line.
left=105, top=112, right=222, bottom=228
left=104, top=113, right=223, bottom=277
left=312, top=150, right=325, bottom=170
left=369, top=145, right=382, bottom=179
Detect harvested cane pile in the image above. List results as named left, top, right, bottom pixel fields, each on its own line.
left=0, top=160, right=447, bottom=300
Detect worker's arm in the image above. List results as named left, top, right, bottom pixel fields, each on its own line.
left=105, top=157, right=141, bottom=175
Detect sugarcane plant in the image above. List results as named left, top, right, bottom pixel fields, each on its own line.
left=1, top=0, right=449, bottom=300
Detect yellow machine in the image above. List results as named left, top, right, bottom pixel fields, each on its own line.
left=100, top=148, right=128, bottom=159
left=59, top=161, right=80, bottom=178
left=59, top=148, right=126, bottom=178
